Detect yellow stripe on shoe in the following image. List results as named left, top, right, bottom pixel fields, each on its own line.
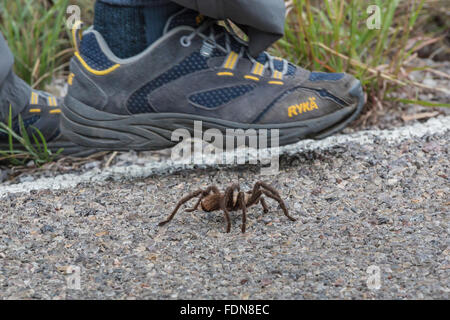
left=71, top=21, right=120, bottom=76
left=251, top=63, right=264, bottom=76
left=47, top=97, right=58, bottom=107
left=217, top=72, right=234, bottom=77
left=273, top=71, right=283, bottom=80
left=49, top=109, right=61, bottom=114
left=244, top=75, right=260, bottom=81
left=29, top=108, right=41, bottom=113
left=68, top=73, right=75, bottom=85
left=268, top=70, right=284, bottom=85
left=268, top=80, right=284, bottom=85
left=223, top=51, right=239, bottom=70
left=71, top=20, right=83, bottom=54
left=74, top=52, right=120, bottom=76
left=30, top=92, right=39, bottom=105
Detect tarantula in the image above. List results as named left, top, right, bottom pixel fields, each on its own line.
left=158, top=181, right=296, bottom=233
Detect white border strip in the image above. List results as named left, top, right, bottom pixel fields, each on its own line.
left=1, top=116, right=449, bottom=197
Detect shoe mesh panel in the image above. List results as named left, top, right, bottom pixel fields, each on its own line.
left=166, top=9, right=200, bottom=31
left=128, top=52, right=209, bottom=114
left=255, top=54, right=296, bottom=76
left=229, top=37, right=244, bottom=54
left=273, top=59, right=284, bottom=72
left=273, top=59, right=297, bottom=76
left=0, top=115, right=40, bottom=138
left=212, top=34, right=227, bottom=58
left=287, top=63, right=296, bottom=76
left=211, top=48, right=227, bottom=58
left=256, top=53, right=268, bottom=65
left=80, top=33, right=116, bottom=71
left=189, top=85, right=256, bottom=109
left=309, top=72, right=345, bottom=81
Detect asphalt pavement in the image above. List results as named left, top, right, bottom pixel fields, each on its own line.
left=0, top=116, right=448, bottom=299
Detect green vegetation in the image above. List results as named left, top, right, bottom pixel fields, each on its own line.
left=0, top=0, right=71, bottom=89
left=272, top=0, right=448, bottom=109
left=0, top=106, right=62, bottom=165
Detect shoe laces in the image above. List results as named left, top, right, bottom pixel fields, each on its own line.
left=179, top=19, right=289, bottom=77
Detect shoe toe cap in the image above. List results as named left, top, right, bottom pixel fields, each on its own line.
left=255, top=79, right=358, bottom=125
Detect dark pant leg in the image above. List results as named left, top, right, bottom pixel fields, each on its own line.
left=0, top=32, right=14, bottom=86
left=0, top=32, right=30, bottom=119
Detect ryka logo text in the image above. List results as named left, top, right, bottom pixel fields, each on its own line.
left=288, top=97, right=319, bottom=118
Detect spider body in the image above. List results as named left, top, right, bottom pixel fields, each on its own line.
left=158, top=181, right=296, bottom=233
left=200, top=191, right=249, bottom=212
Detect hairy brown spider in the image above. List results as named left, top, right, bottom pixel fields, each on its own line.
left=158, top=181, right=296, bottom=233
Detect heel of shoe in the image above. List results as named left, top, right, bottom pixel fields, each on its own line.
left=61, top=95, right=176, bottom=151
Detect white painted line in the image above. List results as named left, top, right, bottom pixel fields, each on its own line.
left=1, top=116, right=449, bottom=197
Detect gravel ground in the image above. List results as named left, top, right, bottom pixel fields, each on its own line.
left=0, top=128, right=448, bottom=299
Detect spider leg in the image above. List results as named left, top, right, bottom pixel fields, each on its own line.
left=220, top=184, right=239, bottom=233
left=260, top=197, right=269, bottom=213
left=247, top=181, right=278, bottom=205
left=261, top=190, right=296, bottom=221
left=247, top=182, right=263, bottom=205
left=254, top=181, right=281, bottom=197
left=253, top=181, right=292, bottom=217
left=185, top=197, right=202, bottom=212
left=244, top=189, right=261, bottom=207
left=244, top=189, right=268, bottom=214
left=158, top=189, right=204, bottom=226
left=225, top=183, right=240, bottom=206
left=220, top=200, right=232, bottom=233
left=238, top=192, right=247, bottom=233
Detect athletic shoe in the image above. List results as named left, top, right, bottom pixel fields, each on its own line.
left=0, top=76, right=96, bottom=156
left=62, top=9, right=365, bottom=151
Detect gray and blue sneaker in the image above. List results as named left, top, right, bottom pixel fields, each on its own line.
left=0, top=73, right=95, bottom=157
left=62, top=9, right=365, bottom=151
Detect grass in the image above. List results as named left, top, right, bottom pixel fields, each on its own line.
left=272, top=0, right=449, bottom=115
left=1, top=0, right=446, bottom=99
left=0, top=0, right=71, bottom=89
left=0, top=0, right=71, bottom=166
left=0, top=106, right=62, bottom=166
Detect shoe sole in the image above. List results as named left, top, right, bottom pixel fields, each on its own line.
left=61, top=81, right=365, bottom=151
